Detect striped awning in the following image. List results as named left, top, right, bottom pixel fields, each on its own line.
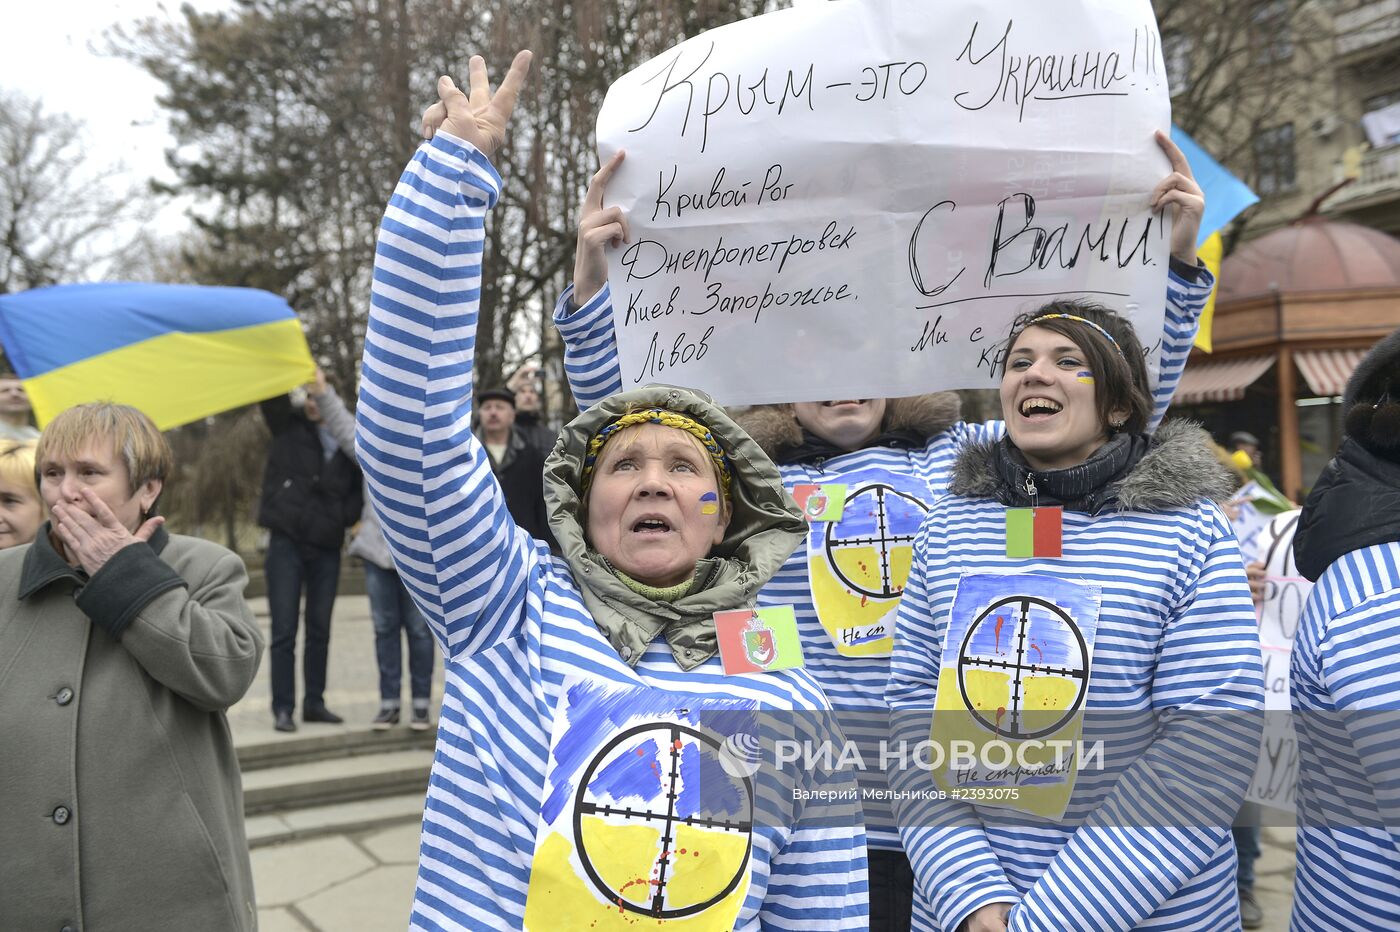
left=1174, top=356, right=1276, bottom=405
left=1295, top=348, right=1367, bottom=398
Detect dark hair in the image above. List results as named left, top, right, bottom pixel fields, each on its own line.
left=1003, top=299, right=1153, bottom=434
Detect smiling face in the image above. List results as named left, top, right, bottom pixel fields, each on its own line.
left=585, top=423, right=730, bottom=588
left=792, top=399, right=887, bottom=452
left=39, top=438, right=162, bottom=534
left=1001, top=326, right=1124, bottom=471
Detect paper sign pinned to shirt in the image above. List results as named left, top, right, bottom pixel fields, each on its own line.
left=596, top=0, right=1173, bottom=404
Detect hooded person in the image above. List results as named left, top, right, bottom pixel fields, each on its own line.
left=1289, top=327, right=1400, bottom=932
left=885, top=302, right=1263, bottom=931
left=554, top=134, right=1215, bottom=927
left=355, top=56, right=868, bottom=931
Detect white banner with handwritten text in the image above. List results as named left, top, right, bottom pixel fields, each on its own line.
left=596, top=0, right=1174, bottom=403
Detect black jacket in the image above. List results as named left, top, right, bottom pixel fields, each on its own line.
left=513, top=410, right=558, bottom=460
left=258, top=396, right=363, bottom=550
left=1294, top=439, right=1400, bottom=582
left=479, top=425, right=556, bottom=552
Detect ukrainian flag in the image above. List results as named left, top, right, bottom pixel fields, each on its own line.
left=1170, top=127, right=1259, bottom=353
left=0, top=283, right=315, bottom=429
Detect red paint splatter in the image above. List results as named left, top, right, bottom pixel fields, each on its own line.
left=993, top=615, right=1006, bottom=652
left=1030, top=641, right=1043, bottom=663
left=672, top=739, right=683, bottom=751
left=995, top=706, right=1006, bottom=737
left=860, top=595, right=869, bottom=608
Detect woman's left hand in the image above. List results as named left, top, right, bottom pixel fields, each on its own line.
left=1151, top=129, right=1206, bottom=267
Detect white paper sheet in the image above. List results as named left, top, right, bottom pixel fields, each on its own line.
left=596, top=0, right=1174, bottom=403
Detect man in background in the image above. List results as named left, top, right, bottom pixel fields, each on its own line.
left=475, top=386, right=555, bottom=551
left=259, top=373, right=362, bottom=732
left=0, top=370, right=40, bottom=442
left=506, top=362, right=557, bottom=458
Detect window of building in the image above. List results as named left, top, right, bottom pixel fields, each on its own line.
left=1163, top=32, right=1193, bottom=94
left=1250, top=0, right=1293, bottom=64
left=1363, top=89, right=1400, bottom=115
left=1253, top=123, right=1297, bottom=195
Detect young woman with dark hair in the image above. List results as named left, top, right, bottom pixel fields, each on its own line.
left=887, top=303, right=1264, bottom=931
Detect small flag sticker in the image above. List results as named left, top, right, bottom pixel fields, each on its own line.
left=792, top=483, right=847, bottom=522
left=715, top=606, right=805, bottom=675
left=1006, top=507, right=1062, bottom=558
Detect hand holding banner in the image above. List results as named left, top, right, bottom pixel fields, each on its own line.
left=596, top=0, right=1173, bottom=404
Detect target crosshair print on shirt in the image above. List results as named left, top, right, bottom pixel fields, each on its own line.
left=572, top=722, right=754, bottom=919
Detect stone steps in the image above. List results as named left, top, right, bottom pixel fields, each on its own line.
left=245, top=793, right=427, bottom=849
left=238, top=726, right=434, bottom=772
left=243, top=748, right=433, bottom=815
left=239, top=727, right=434, bottom=848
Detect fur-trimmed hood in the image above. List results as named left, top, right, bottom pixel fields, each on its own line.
left=736, top=393, right=962, bottom=464
left=950, top=420, right=1237, bottom=514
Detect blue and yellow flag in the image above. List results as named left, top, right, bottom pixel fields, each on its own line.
left=1170, top=127, right=1259, bottom=353
left=0, top=283, right=315, bottom=429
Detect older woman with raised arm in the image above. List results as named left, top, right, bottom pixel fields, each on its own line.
left=356, top=52, right=868, bottom=930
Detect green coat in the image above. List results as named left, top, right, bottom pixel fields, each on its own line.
left=0, top=525, right=263, bottom=931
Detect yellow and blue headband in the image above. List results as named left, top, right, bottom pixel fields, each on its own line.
left=1022, top=313, right=1128, bottom=365
left=581, top=407, right=732, bottom=500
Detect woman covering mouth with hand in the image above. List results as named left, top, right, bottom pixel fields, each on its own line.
left=887, top=303, right=1264, bottom=932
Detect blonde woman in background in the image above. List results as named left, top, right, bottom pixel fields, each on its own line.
left=0, top=441, right=43, bottom=548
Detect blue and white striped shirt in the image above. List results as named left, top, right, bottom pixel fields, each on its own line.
left=886, top=480, right=1263, bottom=930
left=1290, top=542, right=1400, bottom=931
left=357, top=132, right=867, bottom=930
left=554, top=263, right=1211, bottom=860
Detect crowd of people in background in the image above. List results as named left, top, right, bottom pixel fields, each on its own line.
left=1, top=41, right=1399, bottom=932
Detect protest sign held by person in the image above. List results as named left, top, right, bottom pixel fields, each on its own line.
left=583, top=0, right=1180, bottom=406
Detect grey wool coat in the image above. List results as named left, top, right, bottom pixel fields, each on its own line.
left=0, top=524, right=263, bottom=931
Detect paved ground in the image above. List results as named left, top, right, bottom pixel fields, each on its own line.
left=233, top=596, right=1299, bottom=930
left=230, top=594, right=446, bottom=742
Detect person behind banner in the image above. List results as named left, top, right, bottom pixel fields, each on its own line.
left=555, top=133, right=1215, bottom=930
left=356, top=53, right=867, bottom=930
left=0, top=403, right=262, bottom=929
left=0, top=440, right=43, bottom=549
left=885, top=304, right=1264, bottom=931
left=1289, top=326, right=1400, bottom=931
